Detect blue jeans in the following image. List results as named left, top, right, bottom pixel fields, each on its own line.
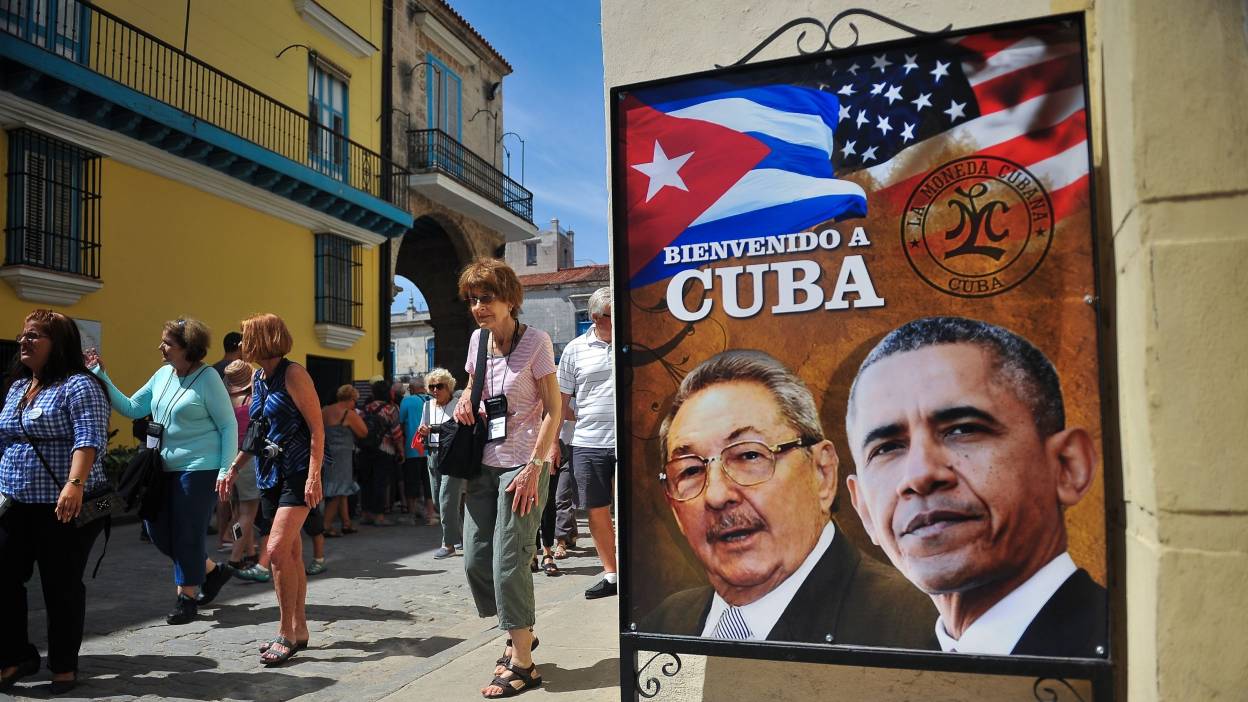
left=431, top=461, right=465, bottom=547
left=144, top=470, right=218, bottom=587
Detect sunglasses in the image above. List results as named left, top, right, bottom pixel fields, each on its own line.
left=428, top=383, right=445, bottom=390
left=464, top=294, right=498, bottom=307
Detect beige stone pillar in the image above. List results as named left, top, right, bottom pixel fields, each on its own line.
left=1098, top=1, right=1248, bottom=699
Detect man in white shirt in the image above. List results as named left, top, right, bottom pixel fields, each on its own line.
left=559, top=288, right=619, bottom=599
left=640, top=350, right=935, bottom=647
left=845, top=316, right=1107, bottom=658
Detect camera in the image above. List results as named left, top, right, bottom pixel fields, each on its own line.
left=261, top=438, right=283, bottom=459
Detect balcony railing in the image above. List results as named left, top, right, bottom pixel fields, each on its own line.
left=0, top=0, right=408, bottom=210
left=408, top=129, right=533, bottom=224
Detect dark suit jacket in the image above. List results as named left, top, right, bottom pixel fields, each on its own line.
left=640, top=528, right=938, bottom=649
left=1011, top=568, right=1107, bottom=658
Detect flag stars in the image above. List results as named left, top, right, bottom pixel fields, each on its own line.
left=841, top=140, right=857, bottom=158
left=901, top=122, right=916, bottom=143
left=884, top=84, right=903, bottom=104
left=838, top=83, right=856, bottom=96
left=846, top=62, right=860, bottom=75
left=944, top=99, right=967, bottom=122
left=855, top=109, right=870, bottom=129
left=871, top=54, right=893, bottom=72
left=631, top=141, right=693, bottom=202
left=838, top=104, right=851, bottom=123
left=912, top=92, right=932, bottom=111
left=862, top=145, right=879, bottom=162
left=876, top=115, right=892, bottom=135
left=870, top=81, right=887, bottom=96
left=902, top=53, right=919, bottom=74
left=931, top=60, right=951, bottom=82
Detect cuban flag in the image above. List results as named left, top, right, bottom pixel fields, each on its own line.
left=621, top=80, right=867, bottom=286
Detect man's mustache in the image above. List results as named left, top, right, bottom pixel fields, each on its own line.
left=705, top=510, right=766, bottom=544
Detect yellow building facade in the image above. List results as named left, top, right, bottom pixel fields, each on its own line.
left=0, top=0, right=411, bottom=440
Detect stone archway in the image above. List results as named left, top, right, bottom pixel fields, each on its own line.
left=395, top=215, right=478, bottom=387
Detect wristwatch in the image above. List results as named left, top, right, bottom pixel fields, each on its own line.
left=527, top=457, right=552, bottom=472
left=66, top=477, right=84, bottom=487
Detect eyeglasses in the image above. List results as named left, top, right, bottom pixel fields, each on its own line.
left=15, top=332, right=45, bottom=344
left=660, top=437, right=819, bottom=502
left=428, top=383, right=445, bottom=390
left=464, top=294, right=497, bottom=307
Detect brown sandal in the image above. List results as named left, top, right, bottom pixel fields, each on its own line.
left=484, top=661, right=542, bottom=697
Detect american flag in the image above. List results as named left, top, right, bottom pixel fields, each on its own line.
left=821, top=21, right=1088, bottom=218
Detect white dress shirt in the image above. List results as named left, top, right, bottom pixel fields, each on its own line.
left=700, top=522, right=836, bottom=640
left=935, top=552, right=1078, bottom=654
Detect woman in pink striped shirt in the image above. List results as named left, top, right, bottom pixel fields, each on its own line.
left=452, top=258, right=561, bottom=698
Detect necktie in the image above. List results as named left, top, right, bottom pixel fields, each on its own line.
left=711, top=606, right=753, bottom=640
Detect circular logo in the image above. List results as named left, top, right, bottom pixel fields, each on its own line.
left=901, top=156, right=1054, bottom=298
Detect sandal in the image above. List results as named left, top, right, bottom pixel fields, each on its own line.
left=542, top=556, right=559, bottom=576
left=259, top=637, right=308, bottom=653
left=324, top=530, right=342, bottom=538
left=495, top=636, right=539, bottom=668
left=341, top=526, right=358, bottom=534
left=484, top=661, right=542, bottom=698
left=552, top=542, right=568, bottom=560
left=260, top=637, right=299, bottom=666
left=529, top=556, right=539, bottom=573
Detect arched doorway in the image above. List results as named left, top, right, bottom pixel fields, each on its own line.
left=395, top=215, right=477, bottom=388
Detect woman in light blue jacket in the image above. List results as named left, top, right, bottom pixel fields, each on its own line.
left=88, top=318, right=236, bottom=625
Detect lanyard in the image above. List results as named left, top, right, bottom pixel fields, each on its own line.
left=487, top=321, right=523, bottom=400
left=153, top=366, right=208, bottom=426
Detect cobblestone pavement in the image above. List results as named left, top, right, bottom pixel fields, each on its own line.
left=3, top=513, right=612, bottom=701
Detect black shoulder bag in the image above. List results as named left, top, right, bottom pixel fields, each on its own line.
left=19, top=404, right=119, bottom=577
left=437, top=329, right=490, bottom=480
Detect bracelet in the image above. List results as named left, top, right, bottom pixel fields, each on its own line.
left=66, top=477, right=84, bottom=487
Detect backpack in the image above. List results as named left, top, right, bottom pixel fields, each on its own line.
left=359, top=408, right=390, bottom=451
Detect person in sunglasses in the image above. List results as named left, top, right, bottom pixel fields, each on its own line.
left=641, top=350, right=935, bottom=647
left=416, top=368, right=463, bottom=558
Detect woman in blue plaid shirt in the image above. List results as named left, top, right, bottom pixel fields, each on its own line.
left=0, top=310, right=111, bottom=695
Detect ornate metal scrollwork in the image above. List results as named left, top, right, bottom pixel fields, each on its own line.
left=1033, top=677, right=1088, bottom=702
left=636, top=652, right=683, bottom=699
left=718, top=9, right=953, bottom=67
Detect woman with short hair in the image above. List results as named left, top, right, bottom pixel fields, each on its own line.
left=417, top=367, right=462, bottom=558
left=216, top=313, right=324, bottom=666
left=322, top=384, right=366, bottom=536
left=90, top=318, right=237, bottom=626
left=0, top=310, right=111, bottom=694
left=452, top=258, right=561, bottom=698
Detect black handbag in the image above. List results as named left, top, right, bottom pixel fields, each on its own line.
left=18, top=405, right=118, bottom=578
left=437, top=329, right=490, bottom=480
left=18, top=407, right=121, bottom=529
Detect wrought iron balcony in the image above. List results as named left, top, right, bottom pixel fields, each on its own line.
left=408, top=128, right=533, bottom=224
left=0, top=0, right=411, bottom=235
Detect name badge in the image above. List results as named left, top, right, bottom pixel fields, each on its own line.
left=429, top=430, right=441, bottom=446
left=26, top=407, right=42, bottom=420
left=488, top=415, right=507, bottom=442
left=146, top=434, right=161, bottom=449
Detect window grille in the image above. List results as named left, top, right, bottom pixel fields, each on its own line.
left=4, top=129, right=102, bottom=278
left=314, top=233, right=362, bottom=328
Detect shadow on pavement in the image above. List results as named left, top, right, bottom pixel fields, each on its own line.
left=287, top=635, right=463, bottom=665
left=201, top=602, right=415, bottom=630
left=538, top=657, right=620, bottom=693
left=8, top=654, right=334, bottom=701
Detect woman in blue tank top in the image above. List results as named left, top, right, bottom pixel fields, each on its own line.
left=218, top=314, right=324, bottom=667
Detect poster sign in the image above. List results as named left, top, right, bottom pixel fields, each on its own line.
left=612, top=15, right=1109, bottom=668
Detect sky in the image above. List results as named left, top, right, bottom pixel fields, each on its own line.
left=393, top=2, right=608, bottom=313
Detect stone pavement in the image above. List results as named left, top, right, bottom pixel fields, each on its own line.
left=2, top=514, right=620, bottom=702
